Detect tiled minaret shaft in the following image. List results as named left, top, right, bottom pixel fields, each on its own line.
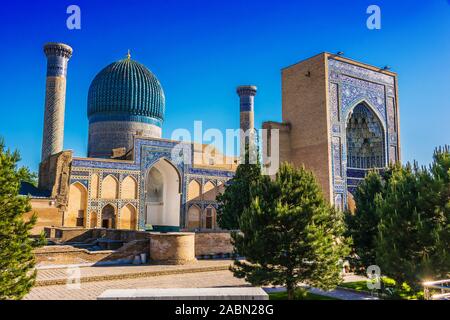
left=237, top=85, right=257, bottom=158
left=41, top=43, right=73, bottom=161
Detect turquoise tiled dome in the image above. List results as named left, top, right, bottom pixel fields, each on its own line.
left=87, top=58, right=165, bottom=126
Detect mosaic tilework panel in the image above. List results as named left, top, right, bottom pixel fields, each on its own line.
left=332, top=136, right=342, bottom=178
left=328, top=59, right=394, bottom=86
left=328, top=57, right=398, bottom=209
left=334, top=193, right=343, bottom=211
left=329, top=82, right=340, bottom=122
left=389, top=146, right=397, bottom=164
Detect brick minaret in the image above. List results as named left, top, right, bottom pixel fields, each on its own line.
left=41, top=43, right=73, bottom=161
left=237, top=85, right=257, bottom=160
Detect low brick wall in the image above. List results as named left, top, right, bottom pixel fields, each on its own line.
left=34, top=245, right=112, bottom=266
left=45, top=227, right=151, bottom=243
left=34, top=239, right=150, bottom=267
left=36, top=228, right=235, bottom=266
left=194, top=231, right=234, bottom=256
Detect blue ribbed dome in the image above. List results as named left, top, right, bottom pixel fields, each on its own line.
left=87, top=58, right=165, bottom=126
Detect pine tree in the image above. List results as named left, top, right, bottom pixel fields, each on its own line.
left=0, top=139, right=44, bottom=300
left=217, top=146, right=261, bottom=230
left=375, top=146, right=450, bottom=288
left=427, top=146, right=450, bottom=278
left=345, top=168, right=391, bottom=271
left=231, top=163, right=350, bottom=299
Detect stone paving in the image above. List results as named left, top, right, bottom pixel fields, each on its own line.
left=35, top=259, right=233, bottom=286
left=25, top=270, right=248, bottom=300
left=25, top=260, right=371, bottom=300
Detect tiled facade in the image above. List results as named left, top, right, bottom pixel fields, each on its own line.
left=328, top=57, right=400, bottom=208
left=265, top=53, right=401, bottom=210
left=69, top=136, right=235, bottom=231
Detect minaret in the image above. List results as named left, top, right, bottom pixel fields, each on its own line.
left=237, top=85, right=257, bottom=161
left=41, top=42, right=73, bottom=161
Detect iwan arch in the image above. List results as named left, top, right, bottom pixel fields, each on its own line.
left=263, top=53, right=400, bottom=211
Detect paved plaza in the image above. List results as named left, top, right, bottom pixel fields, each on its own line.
left=25, top=260, right=370, bottom=300
left=25, top=270, right=248, bottom=300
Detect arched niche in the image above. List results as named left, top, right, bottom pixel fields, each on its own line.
left=346, top=102, right=385, bottom=169
left=101, top=204, right=116, bottom=229
left=144, top=158, right=181, bottom=230
left=203, top=181, right=216, bottom=201
left=187, top=180, right=201, bottom=201
left=204, top=206, right=216, bottom=229
left=102, top=175, right=119, bottom=199
left=187, top=205, right=201, bottom=229
left=121, top=176, right=137, bottom=199
left=66, top=182, right=88, bottom=227
left=120, top=204, right=137, bottom=230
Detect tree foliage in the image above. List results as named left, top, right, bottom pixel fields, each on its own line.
left=376, top=147, right=450, bottom=287
left=231, top=163, right=350, bottom=299
left=0, top=139, right=44, bottom=300
left=345, top=169, right=391, bottom=270
left=217, top=148, right=261, bottom=230
left=347, top=146, right=450, bottom=288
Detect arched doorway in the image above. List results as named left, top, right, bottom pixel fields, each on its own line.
left=101, top=204, right=116, bottom=229
left=120, top=204, right=137, bottom=230
left=204, top=206, right=216, bottom=229
left=145, top=158, right=181, bottom=231
left=187, top=205, right=201, bottom=229
left=66, top=182, right=88, bottom=227
left=346, top=103, right=385, bottom=169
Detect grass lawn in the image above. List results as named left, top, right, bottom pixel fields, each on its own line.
left=339, top=280, right=424, bottom=300
left=339, top=281, right=370, bottom=292
left=269, top=289, right=338, bottom=300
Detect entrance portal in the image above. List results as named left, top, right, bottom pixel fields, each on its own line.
left=145, top=158, right=181, bottom=231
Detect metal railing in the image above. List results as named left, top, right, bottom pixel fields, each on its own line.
left=423, top=279, right=450, bottom=300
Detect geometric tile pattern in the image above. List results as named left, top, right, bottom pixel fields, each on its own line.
left=328, top=58, right=399, bottom=209
left=71, top=136, right=234, bottom=230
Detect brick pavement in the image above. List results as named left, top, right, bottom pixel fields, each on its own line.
left=36, top=259, right=233, bottom=286
left=25, top=270, right=248, bottom=300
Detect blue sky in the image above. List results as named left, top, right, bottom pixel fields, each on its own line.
left=0, top=0, right=449, bottom=172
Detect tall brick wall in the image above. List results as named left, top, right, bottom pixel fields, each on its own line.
left=282, top=53, right=332, bottom=201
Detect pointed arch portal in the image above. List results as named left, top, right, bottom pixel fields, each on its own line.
left=144, top=158, right=181, bottom=231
